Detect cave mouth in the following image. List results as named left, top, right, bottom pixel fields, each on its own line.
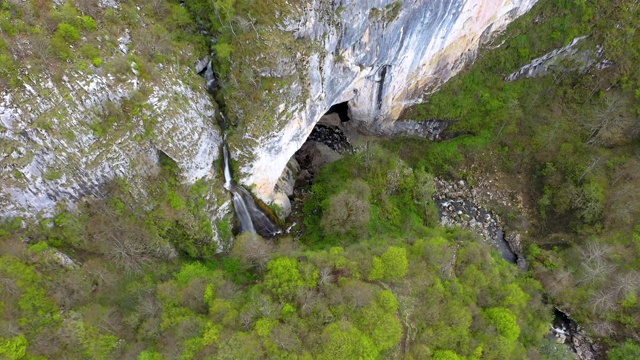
left=293, top=101, right=354, bottom=180
left=324, top=101, right=350, bottom=122
left=283, top=101, right=355, bottom=230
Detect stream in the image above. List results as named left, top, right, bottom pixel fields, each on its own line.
left=198, top=59, right=281, bottom=239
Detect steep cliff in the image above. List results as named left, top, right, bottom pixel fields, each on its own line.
left=0, top=1, right=229, bottom=244
left=226, top=0, right=538, bottom=210
left=1, top=0, right=538, bottom=227
left=0, top=69, right=220, bottom=218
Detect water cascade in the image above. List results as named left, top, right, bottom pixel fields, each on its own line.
left=222, top=135, right=281, bottom=238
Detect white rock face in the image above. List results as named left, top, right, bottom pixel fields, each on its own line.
left=236, top=0, right=538, bottom=206
left=0, top=67, right=221, bottom=219
left=1, top=0, right=538, bottom=231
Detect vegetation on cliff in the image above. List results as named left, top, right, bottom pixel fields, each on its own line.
left=402, top=0, right=640, bottom=354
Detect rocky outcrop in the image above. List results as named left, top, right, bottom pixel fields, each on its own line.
left=0, top=68, right=223, bottom=220
left=234, top=0, right=538, bottom=208
left=435, top=178, right=519, bottom=264
left=377, top=119, right=455, bottom=140
left=506, top=35, right=612, bottom=81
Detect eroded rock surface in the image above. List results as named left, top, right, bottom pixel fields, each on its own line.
left=0, top=68, right=225, bottom=230
left=237, top=0, right=538, bottom=205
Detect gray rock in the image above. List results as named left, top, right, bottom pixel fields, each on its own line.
left=317, top=113, right=342, bottom=128
left=505, top=36, right=611, bottom=82
left=195, top=56, right=211, bottom=74
left=118, top=29, right=131, bottom=54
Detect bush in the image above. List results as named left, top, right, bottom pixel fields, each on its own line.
left=608, top=340, right=640, bottom=360
left=55, top=23, right=80, bottom=43
left=485, top=307, right=521, bottom=342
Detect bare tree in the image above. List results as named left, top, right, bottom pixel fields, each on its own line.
left=345, top=281, right=375, bottom=309
left=239, top=310, right=256, bottom=330
left=296, top=288, right=319, bottom=316
left=231, top=233, right=274, bottom=272
left=271, top=324, right=301, bottom=352
left=149, top=0, right=168, bottom=16
left=591, top=321, right=616, bottom=338
left=86, top=200, right=165, bottom=274
left=612, top=271, right=640, bottom=299
left=578, top=241, right=614, bottom=284
left=321, top=180, right=371, bottom=238
left=181, top=278, right=208, bottom=314
left=27, top=36, right=53, bottom=64
left=319, top=267, right=333, bottom=286
left=587, top=93, right=637, bottom=147
left=588, top=289, right=617, bottom=313
left=75, top=0, right=102, bottom=18
left=545, top=269, right=573, bottom=298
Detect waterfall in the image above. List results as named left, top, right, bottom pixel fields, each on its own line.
left=223, top=142, right=232, bottom=190
left=221, top=135, right=281, bottom=238
left=233, top=185, right=281, bottom=237
left=232, top=191, right=256, bottom=234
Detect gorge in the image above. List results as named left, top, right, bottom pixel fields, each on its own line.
left=1, top=0, right=639, bottom=358
left=1, top=0, right=539, bottom=239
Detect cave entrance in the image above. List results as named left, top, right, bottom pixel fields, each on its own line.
left=281, top=101, right=355, bottom=233
left=323, top=101, right=351, bottom=123
left=294, top=102, right=354, bottom=183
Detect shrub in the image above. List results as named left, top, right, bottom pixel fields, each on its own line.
left=485, top=307, right=521, bottom=342
left=0, top=335, right=28, bottom=360
left=79, top=15, right=97, bottom=31
left=369, top=246, right=409, bottom=282
left=55, top=23, right=80, bottom=43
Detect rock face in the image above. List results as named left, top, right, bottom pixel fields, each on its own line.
left=505, top=35, right=611, bottom=81
left=238, top=0, right=538, bottom=206
left=0, top=68, right=222, bottom=219
left=1, top=0, right=539, bottom=232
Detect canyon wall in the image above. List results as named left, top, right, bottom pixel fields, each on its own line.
left=233, top=0, right=538, bottom=208
left=1, top=0, right=538, bottom=229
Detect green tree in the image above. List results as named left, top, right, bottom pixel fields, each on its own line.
left=356, top=300, right=402, bottom=352
left=433, top=349, right=465, bottom=360
left=369, top=246, right=408, bottom=281
left=317, top=321, right=378, bottom=360
left=485, top=307, right=521, bottom=342
left=263, top=258, right=304, bottom=299
left=138, top=350, right=166, bottom=360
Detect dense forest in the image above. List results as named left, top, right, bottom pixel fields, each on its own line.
left=1, top=0, right=639, bottom=359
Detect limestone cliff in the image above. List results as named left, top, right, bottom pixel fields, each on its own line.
left=1, top=0, right=538, bottom=231
left=231, top=0, right=538, bottom=209
left=0, top=67, right=222, bottom=218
